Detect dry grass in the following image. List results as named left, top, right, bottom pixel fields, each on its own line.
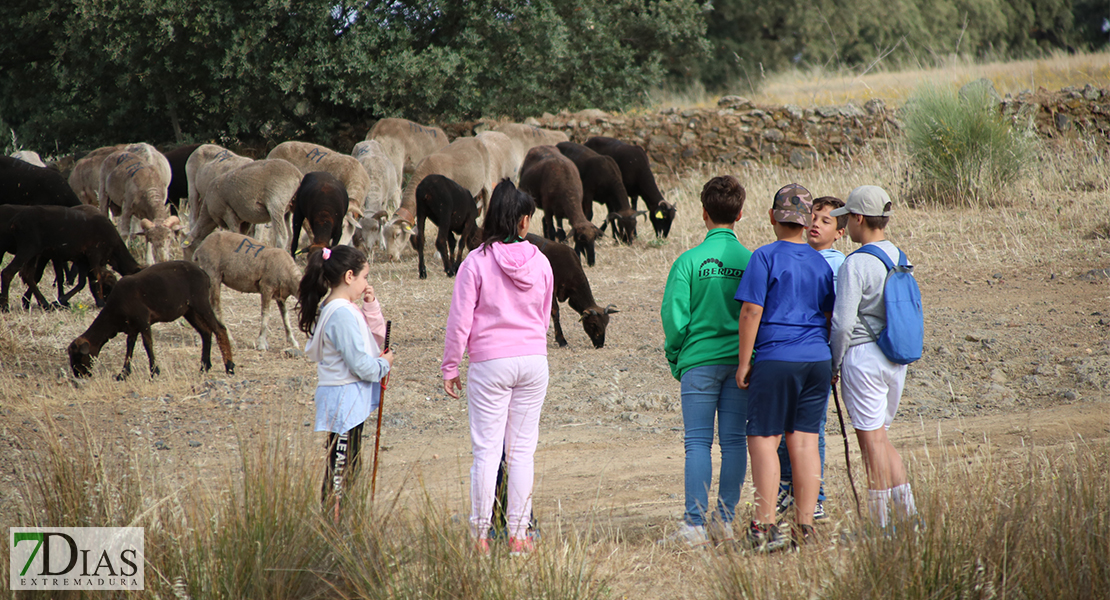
left=650, top=51, right=1110, bottom=109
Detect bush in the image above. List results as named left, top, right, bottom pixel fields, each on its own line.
left=902, top=83, right=1033, bottom=206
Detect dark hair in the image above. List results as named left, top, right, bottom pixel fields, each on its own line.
left=481, top=179, right=536, bottom=251
left=863, top=215, right=890, bottom=230
left=701, top=175, right=746, bottom=224
left=813, top=196, right=847, bottom=229
left=296, top=245, right=368, bottom=335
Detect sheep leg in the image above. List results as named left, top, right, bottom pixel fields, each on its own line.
left=276, top=298, right=299, bottom=350
left=19, top=257, right=54, bottom=310
left=183, top=310, right=215, bottom=372
left=436, top=229, right=453, bottom=277
left=184, top=211, right=218, bottom=261
left=551, top=301, right=567, bottom=347
left=185, top=307, right=235, bottom=374
left=1, top=252, right=35, bottom=312
left=416, top=206, right=428, bottom=279
left=140, top=328, right=159, bottom=377
left=116, top=332, right=139, bottom=380
left=257, top=289, right=271, bottom=351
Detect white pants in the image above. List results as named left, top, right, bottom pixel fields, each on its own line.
left=841, top=342, right=907, bottom=432
left=467, top=355, right=548, bottom=539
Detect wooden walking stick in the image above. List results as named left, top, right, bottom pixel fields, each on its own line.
left=371, top=320, right=391, bottom=502
left=832, top=382, right=863, bottom=518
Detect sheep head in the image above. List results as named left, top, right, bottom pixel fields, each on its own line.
left=651, top=201, right=677, bottom=238
left=68, top=337, right=97, bottom=377
left=383, top=217, right=415, bottom=261
left=580, top=304, right=619, bottom=348
left=606, top=210, right=639, bottom=245
left=139, top=216, right=183, bottom=263
left=572, top=222, right=602, bottom=267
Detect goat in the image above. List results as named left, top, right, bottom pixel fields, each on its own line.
left=1, top=156, right=81, bottom=207
left=68, top=261, right=235, bottom=379
left=556, top=142, right=640, bottom=244
left=290, top=171, right=351, bottom=256
left=414, top=174, right=481, bottom=279
left=518, top=145, right=603, bottom=267
left=0, top=205, right=141, bottom=312
left=584, top=136, right=676, bottom=238
left=192, top=231, right=301, bottom=351
left=525, top=234, right=618, bottom=348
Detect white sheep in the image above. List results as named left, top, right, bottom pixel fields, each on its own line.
left=351, top=139, right=400, bottom=214
left=191, top=230, right=301, bottom=351
left=10, top=150, right=46, bottom=167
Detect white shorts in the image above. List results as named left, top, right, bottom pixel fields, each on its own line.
left=841, top=342, right=907, bottom=432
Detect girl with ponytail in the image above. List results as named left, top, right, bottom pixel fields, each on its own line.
left=298, top=245, right=394, bottom=512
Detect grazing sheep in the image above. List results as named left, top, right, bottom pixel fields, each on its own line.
left=0, top=205, right=140, bottom=311
left=351, top=139, right=401, bottom=214
left=366, top=117, right=450, bottom=186
left=184, top=144, right=254, bottom=228
left=184, top=158, right=301, bottom=260
left=1, top=156, right=81, bottom=207
left=351, top=210, right=389, bottom=261
left=415, top=174, right=481, bottom=279
left=519, top=145, right=603, bottom=267
left=290, top=171, right=351, bottom=256
left=16, top=204, right=123, bottom=309
left=68, top=145, right=126, bottom=208
left=584, top=136, right=676, bottom=238
left=10, top=150, right=46, bottom=168
left=386, top=136, right=492, bottom=261
left=490, top=123, right=569, bottom=163
left=68, top=261, right=235, bottom=379
left=266, top=141, right=367, bottom=227
left=98, top=144, right=178, bottom=263
left=557, top=142, right=640, bottom=244
left=525, top=234, right=618, bottom=348
left=192, top=231, right=301, bottom=351
left=162, top=143, right=203, bottom=215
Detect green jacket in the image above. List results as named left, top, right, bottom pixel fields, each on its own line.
left=661, top=228, right=752, bottom=380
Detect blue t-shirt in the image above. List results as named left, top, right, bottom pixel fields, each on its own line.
left=734, top=240, right=835, bottom=363
left=819, top=248, right=846, bottom=293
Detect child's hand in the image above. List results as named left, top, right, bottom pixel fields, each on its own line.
left=735, top=363, right=752, bottom=390
left=444, top=376, right=462, bottom=399
left=381, top=348, right=394, bottom=368
left=363, top=286, right=377, bottom=304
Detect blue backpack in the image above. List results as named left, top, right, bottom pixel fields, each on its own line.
left=851, top=245, right=923, bottom=364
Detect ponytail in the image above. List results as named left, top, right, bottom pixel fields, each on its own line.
left=481, top=179, right=536, bottom=251
left=296, top=245, right=368, bottom=335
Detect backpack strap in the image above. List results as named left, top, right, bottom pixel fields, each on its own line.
left=848, top=244, right=901, bottom=343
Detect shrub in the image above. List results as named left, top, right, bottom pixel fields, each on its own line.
left=902, top=83, right=1033, bottom=207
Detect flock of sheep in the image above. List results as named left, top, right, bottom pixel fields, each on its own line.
left=0, top=118, right=678, bottom=379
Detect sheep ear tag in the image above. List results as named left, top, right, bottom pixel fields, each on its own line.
left=402, top=223, right=412, bottom=232
left=654, top=211, right=664, bottom=219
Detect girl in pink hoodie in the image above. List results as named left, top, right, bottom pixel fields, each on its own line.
left=443, top=180, right=553, bottom=556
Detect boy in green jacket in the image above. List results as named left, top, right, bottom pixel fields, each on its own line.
left=660, top=175, right=752, bottom=547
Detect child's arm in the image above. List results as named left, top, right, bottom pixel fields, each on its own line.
left=661, top=259, right=692, bottom=378
left=442, top=259, right=480, bottom=392
left=830, top=258, right=862, bottom=373
left=360, top=286, right=386, bottom=348
left=735, top=302, right=762, bottom=389
left=327, top=309, right=392, bottom=383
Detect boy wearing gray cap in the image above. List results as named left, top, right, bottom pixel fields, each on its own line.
left=829, top=185, right=918, bottom=528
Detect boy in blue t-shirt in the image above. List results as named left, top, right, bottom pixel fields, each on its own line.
left=776, top=196, right=846, bottom=521
left=735, top=184, right=835, bottom=551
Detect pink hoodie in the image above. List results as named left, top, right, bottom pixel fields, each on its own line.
left=442, top=241, right=553, bottom=379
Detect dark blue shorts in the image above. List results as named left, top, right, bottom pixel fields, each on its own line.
left=746, top=359, right=832, bottom=436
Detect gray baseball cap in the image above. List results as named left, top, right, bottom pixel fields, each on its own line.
left=830, top=185, right=892, bottom=217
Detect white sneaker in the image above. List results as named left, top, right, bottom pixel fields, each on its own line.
left=657, top=522, right=709, bottom=549
left=707, top=520, right=736, bottom=544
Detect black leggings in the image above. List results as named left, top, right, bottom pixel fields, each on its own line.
left=322, top=422, right=365, bottom=506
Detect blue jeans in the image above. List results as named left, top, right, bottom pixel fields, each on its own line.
left=681, top=365, right=749, bottom=526
left=778, top=401, right=828, bottom=503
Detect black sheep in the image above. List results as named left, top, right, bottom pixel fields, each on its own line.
left=519, top=146, right=603, bottom=267
left=556, top=142, right=641, bottom=244
left=414, top=174, right=481, bottom=279
left=162, top=143, right=203, bottom=216
left=290, top=171, right=349, bottom=256
left=584, top=136, right=676, bottom=238
left=525, top=233, right=618, bottom=348
left=68, top=261, right=235, bottom=379
left=0, top=156, right=81, bottom=207
left=0, top=205, right=141, bottom=312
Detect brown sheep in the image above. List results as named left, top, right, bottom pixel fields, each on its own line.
left=192, top=231, right=301, bottom=351
left=67, top=261, right=234, bottom=379
left=525, top=233, right=618, bottom=348
left=519, top=145, right=603, bottom=267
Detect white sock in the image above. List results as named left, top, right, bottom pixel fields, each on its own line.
left=891, top=483, right=918, bottom=519
left=867, top=488, right=892, bottom=527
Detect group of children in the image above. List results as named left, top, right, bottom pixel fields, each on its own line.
left=663, top=177, right=918, bottom=551
left=292, top=174, right=918, bottom=556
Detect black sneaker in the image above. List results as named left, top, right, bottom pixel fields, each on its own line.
left=813, top=501, right=827, bottom=520
left=747, top=520, right=792, bottom=553
left=793, top=523, right=818, bottom=547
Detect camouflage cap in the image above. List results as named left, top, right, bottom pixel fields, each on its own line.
left=830, top=185, right=892, bottom=217
left=772, top=183, right=813, bottom=227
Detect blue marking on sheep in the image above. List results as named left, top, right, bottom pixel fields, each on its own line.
left=234, top=238, right=266, bottom=258
left=306, top=148, right=328, bottom=163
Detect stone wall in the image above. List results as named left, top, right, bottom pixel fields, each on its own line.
left=432, top=85, right=1110, bottom=174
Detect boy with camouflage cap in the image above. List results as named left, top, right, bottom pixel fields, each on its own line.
left=734, top=183, right=835, bottom=551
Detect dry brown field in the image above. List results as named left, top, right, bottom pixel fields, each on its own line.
left=2, top=73, right=1110, bottom=598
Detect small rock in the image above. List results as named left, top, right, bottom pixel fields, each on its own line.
left=762, top=128, right=785, bottom=142
left=284, top=348, right=306, bottom=358
left=1080, top=268, right=1110, bottom=280
left=816, top=106, right=840, bottom=118
left=989, top=368, right=1008, bottom=384
left=1055, top=113, right=1071, bottom=132
left=154, top=441, right=170, bottom=450
left=789, top=148, right=818, bottom=169
left=1061, top=389, right=1078, bottom=401
left=717, top=95, right=753, bottom=109
left=864, top=98, right=886, bottom=115
left=188, top=440, right=202, bottom=448
left=992, top=273, right=1003, bottom=279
